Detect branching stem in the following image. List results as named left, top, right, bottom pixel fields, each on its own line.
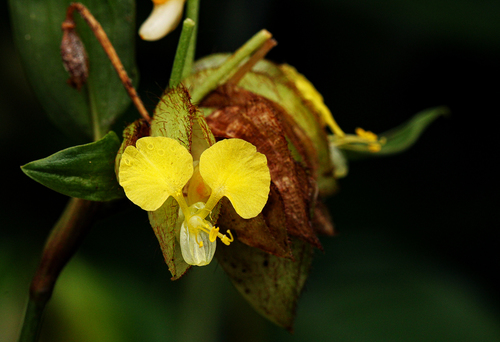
left=62, top=3, right=151, bottom=122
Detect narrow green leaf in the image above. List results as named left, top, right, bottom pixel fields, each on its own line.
left=8, top=0, right=137, bottom=141
left=216, top=238, right=313, bottom=331
left=343, top=106, right=449, bottom=160
left=21, top=131, right=123, bottom=201
left=189, top=30, right=273, bottom=104
left=183, top=0, right=200, bottom=79
left=378, top=106, right=449, bottom=155
left=169, top=18, right=195, bottom=88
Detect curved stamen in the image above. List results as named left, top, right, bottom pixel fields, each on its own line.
left=209, top=226, right=219, bottom=242
left=220, top=230, right=234, bottom=246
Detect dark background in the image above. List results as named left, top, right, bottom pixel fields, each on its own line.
left=1, top=0, right=499, bottom=341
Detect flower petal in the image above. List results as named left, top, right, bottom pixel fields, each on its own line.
left=119, top=137, right=193, bottom=211
left=139, top=0, right=186, bottom=41
left=199, top=139, right=271, bottom=219
left=281, top=64, right=344, bottom=136
left=180, top=221, right=216, bottom=266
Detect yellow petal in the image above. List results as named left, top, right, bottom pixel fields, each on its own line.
left=199, top=139, right=270, bottom=219
left=139, top=0, right=186, bottom=41
left=119, top=137, right=193, bottom=211
left=281, top=64, right=345, bottom=137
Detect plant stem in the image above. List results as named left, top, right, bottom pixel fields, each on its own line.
left=87, top=83, right=103, bottom=140
left=226, top=38, right=277, bottom=85
left=63, top=3, right=151, bottom=122
left=183, top=0, right=200, bottom=79
left=18, top=198, right=100, bottom=342
left=169, top=19, right=196, bottom=88
left=190, top=29, right=273, bottom=104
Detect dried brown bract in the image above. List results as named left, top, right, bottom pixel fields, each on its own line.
left=61, top=19, right=88, bottom=90
left=204, top=84, right=324, bottom=249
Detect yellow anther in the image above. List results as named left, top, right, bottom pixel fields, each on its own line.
left=331, top=127, right=386, bottom=154
left=198, top=240, right=203, bottom=248
left=355, top=127, right=378, bottom=142
left=209, top=227, right=220, bottom=243
left=368, top=143, right=382, bottom=152
left=221, top=229, right=234, bottom=246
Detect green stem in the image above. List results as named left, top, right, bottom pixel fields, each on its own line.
left=190, top=29, right=272, bottom=104
left=177, top=265, right=223, bottom=342
left=169, top=18, right=196, bottom=88
left=183, top=0, right=200, bottom=79
left=18, top=198, right=100, bottom=342
left=87, top=83, right=103, bottom=141
left=18, top=300, right=44, bottom=342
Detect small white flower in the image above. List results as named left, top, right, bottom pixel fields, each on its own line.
left=139, top=0, right=186, bottom=41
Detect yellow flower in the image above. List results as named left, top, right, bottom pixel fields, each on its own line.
left=118, top=137, right=271, bottom=266
left=139, top=0, right=186, bottom=41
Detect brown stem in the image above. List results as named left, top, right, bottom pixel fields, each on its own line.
left=226, top=38, right=277, bottom=86
left=63, top=3, right=151, bottom=122
left=19, top=198, right=100, bottom=342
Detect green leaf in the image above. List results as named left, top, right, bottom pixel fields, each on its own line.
left=378, top=106, right=449, bottom=154
left=216, top=237, right=313, bottom=331
left=343, top=106, right=449, bottom=160
left=21, top=131, right=124, bottom=201
left=8, top=0, right=137, bottom=141
left=169, top=18, right=195, bottom=88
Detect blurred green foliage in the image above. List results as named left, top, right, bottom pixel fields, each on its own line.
left=8, top=0, right=137, bottom=142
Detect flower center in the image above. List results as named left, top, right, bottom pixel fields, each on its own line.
left=181, top=201, right=234, bottom=248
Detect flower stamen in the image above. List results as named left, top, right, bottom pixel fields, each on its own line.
left=330, top=127, right=386, bottom=153
left=185, top=212, right=234, bottom=246
left=209, top=226, right=219, bottom=243
left=220, top=230, right=234, bottom=246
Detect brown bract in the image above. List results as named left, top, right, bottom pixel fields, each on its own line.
left=218, top=186, right=291, bottom=259
left=204, top=84, right=324, bottom=249
left=61, top=21, right=88, bottom=90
